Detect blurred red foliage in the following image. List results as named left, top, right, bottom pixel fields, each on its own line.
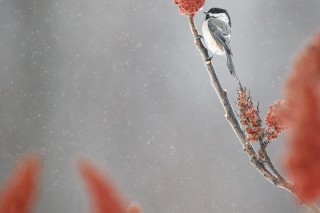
left=173, top=0, right=205, bottom=17
left=264, top=100, right=288, bottom=141
left=127, top=203, right=143, bottom=213
left=284, top=33, right=320, bottom=203
left=0, top=156, right=142, bottom=213
left=0, top=155, right=42, bottom=213
left=78, top=160, right=142, bottom=213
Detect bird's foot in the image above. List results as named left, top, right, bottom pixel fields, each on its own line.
left=195, top=35, right=203, bottom=40
left=205, top=56, right=212, bottom=65
left=205, top=56, right=213, bottom=62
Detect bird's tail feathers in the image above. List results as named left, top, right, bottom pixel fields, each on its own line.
left=226, top=52, right=236, bottom=77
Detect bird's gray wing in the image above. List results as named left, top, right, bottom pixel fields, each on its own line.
left=207, top=18, right=235, bottom=76
left=207, top=18, right=232, bottom=55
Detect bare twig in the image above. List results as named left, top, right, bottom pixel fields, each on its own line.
left=186, top=15, right=320, bottom=211
left=258, top=138, right=284, bottom=180
left=260, top=147, right=284, bottom=180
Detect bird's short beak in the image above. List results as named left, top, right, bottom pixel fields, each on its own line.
left=203, top=12, right=208, bottom=15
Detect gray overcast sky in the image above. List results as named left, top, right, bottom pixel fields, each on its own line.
left=0, top=0, right=319, bottom=212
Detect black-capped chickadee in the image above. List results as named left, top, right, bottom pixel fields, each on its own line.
left=202, top=7, right=235, bottom=76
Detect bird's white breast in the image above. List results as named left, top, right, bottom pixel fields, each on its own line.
left=202, top=20, right=224, bottom=55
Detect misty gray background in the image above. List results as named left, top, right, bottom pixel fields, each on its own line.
left=0, top=0, right=319, bottom=212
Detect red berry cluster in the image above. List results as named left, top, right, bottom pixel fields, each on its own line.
left=173, top=0, right=205, bottom=16
left=237, top=87, right=263, bottom=142
left=264, top=100, right=288, bottom=141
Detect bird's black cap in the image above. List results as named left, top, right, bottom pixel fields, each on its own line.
left=205, top=7, right=231, bottom=27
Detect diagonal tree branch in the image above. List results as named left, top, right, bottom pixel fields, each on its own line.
left=187, top=14, right=300, bottom=198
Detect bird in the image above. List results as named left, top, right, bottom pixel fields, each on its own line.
left=202, top=7, right=235, bottom=76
